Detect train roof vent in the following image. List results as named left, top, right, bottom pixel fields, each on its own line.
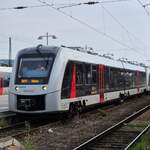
left=117, top=58, right=147, bottom=68
left=36, top=44, right=43, bottom=49
left=61, top=45, right=116, bottom=59
left=61, top=45, right=100, bottom=55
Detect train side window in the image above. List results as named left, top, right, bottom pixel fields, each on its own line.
left=91, top=65, right=98, bottom=95
left=109, top=67, right=122, bottom=91
left=91, top=65, right=97, bottom=84
left=140, top=72, right=146, bottom=87
left=149, top=74, right=150, bottom=86
left=61, top=61, right=73, bottom=99
left=76, top=64, right=84, bottom=85
left=132, top=71, right=136, bottom=88
left=85, top=64, right=92, bottom=84
left=118, top=69, right=125, bottom=90
left=104, top=66, right=110, bottom=92
left=76, top=63, right=85, bottom=96
left=109, top=67, right=115, bottom=91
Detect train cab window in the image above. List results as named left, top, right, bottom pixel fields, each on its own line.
left=61, top=61, right=73, bottom=99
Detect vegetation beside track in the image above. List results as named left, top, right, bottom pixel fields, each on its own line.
left=131, top=129, right=150, bottom=150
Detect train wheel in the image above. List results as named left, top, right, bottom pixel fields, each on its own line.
left=127, top=92, right=130, bottom=98
left=68, top=103, right=77, bottom=118
left=119, top=93, right=125, bottom=103
left=68, top=102, right=82, bottom=119
left=144, top=89, right=147, bottom=95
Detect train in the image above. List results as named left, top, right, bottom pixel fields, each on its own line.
left=0, top=67, right=12, bottom=95
left=8, top=45, right=150, bottom=114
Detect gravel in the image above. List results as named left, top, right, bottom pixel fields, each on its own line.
left=16, top=95, right=150, bottom=150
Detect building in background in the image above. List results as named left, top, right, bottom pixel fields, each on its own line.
left=0, top=59, right=14, bottom=67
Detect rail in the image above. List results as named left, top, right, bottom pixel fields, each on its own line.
left=124, top=124, right=150, bottom=150
left=73, top=104, right=150, bottom=150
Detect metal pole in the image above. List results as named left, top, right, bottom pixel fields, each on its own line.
left=46, top=32, right=48, bottom=45
left=9, top=37, right=12, bottom=67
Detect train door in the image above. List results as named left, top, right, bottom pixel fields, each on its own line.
left=99, top=64, right=105, bottom=103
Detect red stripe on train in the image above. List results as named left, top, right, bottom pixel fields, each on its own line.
left=0, top=78, right=3, bottom=95
left=99, top=65, right=105, bottom=103
left=70, top=64, right=76, bottom=98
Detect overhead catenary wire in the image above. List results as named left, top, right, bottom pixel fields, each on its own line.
left=56, top=0, right=129, bottom=9
left=136, top=0, right=150, bottom=17
left=52, top=0, right=150, bottom=54
left=55, top=0, right=149, bottom=55
left=0, top=1, right=128, bottom=11
left=37, top=0, right=147, bottom=57
left=143, top=3, right=150, bottom=7
left=99, top=4, right=148, bottom=55
left=0, top=4, right=48, bottom=11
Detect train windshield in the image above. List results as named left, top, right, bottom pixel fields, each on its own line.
left=18, top=57, right=53, bottom=78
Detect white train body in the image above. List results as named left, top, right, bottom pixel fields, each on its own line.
left=9, top=45, right=148, bottom=114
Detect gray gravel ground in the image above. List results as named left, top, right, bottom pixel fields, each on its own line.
left=17, top=95, right=150, bottom=150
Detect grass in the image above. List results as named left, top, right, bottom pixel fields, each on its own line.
left=131, top=129, right=150, bottom=150
left=23, top=121, right=35, bottom=150
left=127, top=123, right=146, bottom=128
left=24, top=140, right=35, bottom=150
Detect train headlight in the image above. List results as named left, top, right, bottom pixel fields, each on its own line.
left=15, top=86, right=19, bottom=91
left=42, top=86, right=48, bottom=90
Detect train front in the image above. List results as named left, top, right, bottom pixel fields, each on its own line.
left=9, top=45, right=60, bottom=114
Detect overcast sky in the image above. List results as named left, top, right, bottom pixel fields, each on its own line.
left=1, top=0, right=150, bottom=65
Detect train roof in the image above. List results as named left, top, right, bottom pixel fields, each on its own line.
left=17, top=45, right=59, bottom=56
left=58, top=46, right=146, bottom=72
left=17, top=45, right=146, bottom=72
left=0, top=66, right=12, bottom=73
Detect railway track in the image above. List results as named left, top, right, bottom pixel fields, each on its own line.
left=0, top=114, right=63, bottom=140
left=0, top=100, right=125, bottom=138
left=0, top=111, right=16, bottom=119
left=0, top=96, right=149, bottom=149
left=73, top=104, right=150, bottom=150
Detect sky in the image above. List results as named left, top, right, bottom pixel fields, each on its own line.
left=1, top=0, right=150, bottom=65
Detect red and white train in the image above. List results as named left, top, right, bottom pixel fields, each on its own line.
left=8, top=45, right=150, bottom=114
left=0, top=67, right=12, bottom=95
